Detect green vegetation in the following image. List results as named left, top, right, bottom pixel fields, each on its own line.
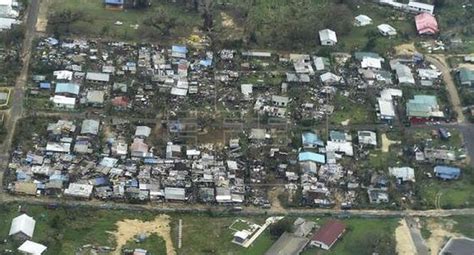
left=48, top=0, right=201, bottom=41
left=415, top=170, right=474, bottom=209
left=329, top=93, right=375, bottom=125
left=449, top=216, right=474, bottom=238
left=0, top=203, right=157, bottom=254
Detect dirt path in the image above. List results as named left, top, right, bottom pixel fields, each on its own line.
left=381, top=133, right=400, bottom=153
left=425, top=55, right=465, bottom=123
left=268, top=187, right=285, bottom=213
left=395, top=43, right=417, bottom=56
left=111, top=215, right=176, bottom=255
left=36, top=0, right=49, bottom=32
left=395, top=219, right=418, bottom=255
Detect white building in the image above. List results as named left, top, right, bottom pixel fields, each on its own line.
left=18, top=240, right=47, bottom=255
left=377, top=24, right=397, bottom=36
left=9, top=214, right=36, bottom=240
left=51, top=95, right=75, bottom=109
left=319, top=29, right=337, bottom=46
left=64, top=183, right=94, bottom=199
left=354, top=15, right=372, bottom=27
left=389, top=167, right=415, bottom=182
left=407, top=1, right=434, bottom=15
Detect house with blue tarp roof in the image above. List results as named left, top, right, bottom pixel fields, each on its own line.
left=302, top=132, right=325, bottom=148
left=434, top=166, right=461, bottom=180
left=298, top=152, right=326, bottom=164
left=55, top=83, right=80, bottom=96
left=39, top=82, right=51, bottom=89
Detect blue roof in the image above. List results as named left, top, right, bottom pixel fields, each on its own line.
left=302, top=132, right=324, bottom=147
left=17, top=172, right=28, bottom=181
left=39, top=82, right=51, bottom=89
left=50, top=174, right=69, bottom=182
left=94, top=177, right=109, bottom=186
left=55, top=83, right=80, bottom=95
left=104, top=0, right=124, bottom=4
left=434, top=166, right=460, bottom=179
left=144, top=158, right=159, bottom=164
left=172, top=45, right=188, bottom=54
left=298, top=152, right=326, bottom=164
left=199, top=59, right=212, bottom=67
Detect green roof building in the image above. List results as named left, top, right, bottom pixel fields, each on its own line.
left=406, top=95, right=444, bottom=119
left=459, top=68, right=474, bottom=87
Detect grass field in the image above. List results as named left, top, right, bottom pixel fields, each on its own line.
left=0, top=203, right=162, bottom=254
left=416, top=174, right=474, bottom=209
left=329, top=93, right=375, bottom=125
left=0, top=203, right=400, bottom=255
left=48, top=0, right=201, bottom=41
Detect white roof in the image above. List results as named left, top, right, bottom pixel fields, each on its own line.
left=314, top=57, right=328, bottom=71
left=241, top=84, right=253, bottom=97
left=319, top=29, right=337, bottom=43
left=234, top=231, right=250, bottom=240
left=45, top=142, right=71, bottom=153
left=9, top=214, right=36, bottom=238
left=395, top=64, right=415, bottom=84
left=135, top=126, right=151, bottom=137
left=52, top=95, right=75, bottom=106
left=355, top=15, right=372, bottom=23
left=361, top=57, right=382, bottom=69
left=320, top=72, right=341, bottom=83
left=170, top=87, right=188, bottom=96
left=408, top=1, right=434, bottom=13
left=86, top=72, right=110, bottom=82
left=0, top=17, right=18, bottom=30
left=53, top=70, right=73, bottom=80
left=18, top=241, right=47, bottom=255
left=378, top=99, right=396, bottom=118
left=0, top=0, right=12, bottom=5
left=64, top=183, right=94, bottom=198
left=380, top=88, right=403, bottom=100
left=389, top=167, right=415, bottom=182
left=378, top=24, right=397, bottom=35
left=326, top=141, right=354, bottom=156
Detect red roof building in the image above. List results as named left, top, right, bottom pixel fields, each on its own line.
left=415, top=13, right=439, bottom=35
left=111, top=96, right=129, bottom=108
left=310, top=220, right=346, bottom=250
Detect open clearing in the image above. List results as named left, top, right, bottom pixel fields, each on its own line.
left=381, top=133, right=400, bottom=153
left=110, top=215, right=175, bottom=255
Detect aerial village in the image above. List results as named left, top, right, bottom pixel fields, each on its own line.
left=0, top=0, right=474, bottom=254
left=5, top=0, right=469, bottom=210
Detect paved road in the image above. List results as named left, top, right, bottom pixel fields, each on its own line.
left=406, top=217, right=430, bottom=255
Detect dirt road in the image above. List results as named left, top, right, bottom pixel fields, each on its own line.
left=425, top=55, right=465, bottom=123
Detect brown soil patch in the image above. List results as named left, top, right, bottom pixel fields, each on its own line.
left=426, top=219, right=460, bottom=255
left=381, top=133, right=400, bottom=153
left=110, top=215, right=176, bottom=255
left=268, top=187, right=285, bottom=213
left=395, top=43, right=417, bottom=56
left=395, top=219, right=417, bottom=255
left=221, top=12, right=236, bottom=28
left=36, top=0, right=50, bottom=32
